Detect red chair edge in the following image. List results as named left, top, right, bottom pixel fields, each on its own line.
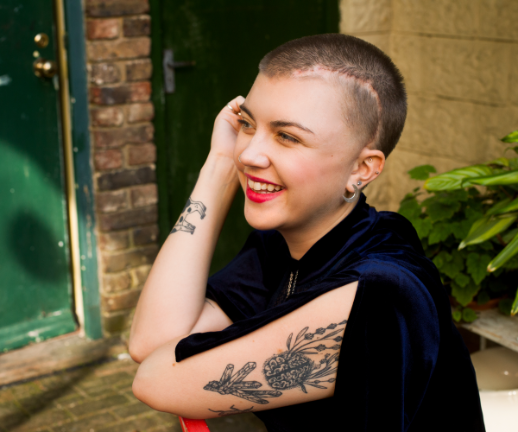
left=179, top=416, right=210, bottom=432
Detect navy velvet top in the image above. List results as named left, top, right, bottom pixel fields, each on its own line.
left=176, top=195, right=485, bottom=432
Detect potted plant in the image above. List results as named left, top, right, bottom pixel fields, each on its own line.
left=398, top=130, right=518, bottom=322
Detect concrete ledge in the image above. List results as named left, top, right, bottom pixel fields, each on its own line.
left=0, top=333, right=126, bottom=387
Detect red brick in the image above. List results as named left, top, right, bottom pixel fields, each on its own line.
left=88, top=62, right=121, bottom=85
left=99, top=231, right=130, bottom=251
left=87, top=38, right=150, bottom=61
left=96, top=189, right=128, bottom=213
left=127, top=143, right=156, bottom=165
left=103, top=289, right=141, bottom=312
left=98, top=205, right=158, bottom=231
left=123, top=16, right=150, bottom=37
left=103, top=271, right=132, bottom=293
left=94, top=149, right=123, bottom=171
left=126, top=60, right=152, bottom=82
left=97, top=166, right=156, bottom=191
left=86, top=18, right=120, bottom=40
left=131, top=264, right=152, bottom=285
left=130, top=184, right=157, bottom=208
left=93, top=124, right=153, bottom=148
left=90, top=107, right=124, bottom=127
left=90, top=82, right=151, bottom=105
left=133, top=225, right=159, bottom=246
left=102, top=245, right=158, bottom=272
left=127, top=103, right=154, bottom=123
left=86, top=0, right=149, bottom=17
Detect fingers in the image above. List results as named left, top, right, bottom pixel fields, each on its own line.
left=226, top=96, right=245, bottom=116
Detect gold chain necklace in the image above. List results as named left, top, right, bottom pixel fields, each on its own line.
left=285, top=270, right=299, bottom=300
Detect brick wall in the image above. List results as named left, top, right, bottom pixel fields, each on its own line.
left=340, top=0, right=518, bottom=211
left=85, top=0, right=158, bottom=335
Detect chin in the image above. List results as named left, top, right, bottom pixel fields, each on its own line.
left=244, top=203, right=284, bottom=232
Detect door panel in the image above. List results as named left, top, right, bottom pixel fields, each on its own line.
left=160, top=0, right=339, bottom=273
left=0, top=0, right=76, bottom=351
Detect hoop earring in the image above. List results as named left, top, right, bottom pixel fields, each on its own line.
left=343, top=184, right=359, bottom=203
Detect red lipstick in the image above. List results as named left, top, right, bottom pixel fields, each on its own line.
left=245, top=174, right=285, bottom=203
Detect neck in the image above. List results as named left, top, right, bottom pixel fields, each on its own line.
left=279, top=200, right=358, bottom=260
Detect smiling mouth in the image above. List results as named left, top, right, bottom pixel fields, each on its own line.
left=247, top=178, right=285, bottom=194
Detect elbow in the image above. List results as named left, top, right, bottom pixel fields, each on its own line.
left=132, top=365, right=185, bottom=417
left=128, top=336, right=150, bottom=364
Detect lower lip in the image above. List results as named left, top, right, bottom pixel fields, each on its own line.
left=246, top=184, right=285, bottom=203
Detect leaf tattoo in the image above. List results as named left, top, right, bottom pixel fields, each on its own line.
left=203, top=362, right=282, bottom=404
left=203, top=321, right=347, bottom=403
left=208, top=405, right=255, bottom=416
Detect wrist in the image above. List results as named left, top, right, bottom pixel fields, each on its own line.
left=201, top=152, right=239, bottom=184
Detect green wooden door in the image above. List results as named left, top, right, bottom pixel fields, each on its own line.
left=156, top=0, right=339, bottom=273
left=0, top=0, right=77, bottom=351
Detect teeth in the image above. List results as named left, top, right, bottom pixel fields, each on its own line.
left=248, top=179, right=283, bottom=193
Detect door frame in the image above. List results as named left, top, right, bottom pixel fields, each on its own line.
left=54, top=0, right=102, bottom=340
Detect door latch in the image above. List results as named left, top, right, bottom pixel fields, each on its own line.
left=163, top=49, right=195, bottom=94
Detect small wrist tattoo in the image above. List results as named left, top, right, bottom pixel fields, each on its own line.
left=170, top=197, right=207, bottom=235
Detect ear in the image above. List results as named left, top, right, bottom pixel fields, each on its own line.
left=345, top=147, right=385, bottom=194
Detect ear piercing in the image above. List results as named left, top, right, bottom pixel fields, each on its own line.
left=368, top=157, right=373, bottom=163
left=227, top=104, right=234, bottom=111
left=238, top=155, right=242, bottom=163
left=375, top=171, right=379, bottom=174
left=357, top=181, right=362, bottom=186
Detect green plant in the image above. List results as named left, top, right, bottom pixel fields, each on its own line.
left=398, top=130, right=518, bottom=322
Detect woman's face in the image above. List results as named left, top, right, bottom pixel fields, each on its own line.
left=234, top=73, right=362, bottom=234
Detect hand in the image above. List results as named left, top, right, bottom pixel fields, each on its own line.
left=210, top=96, right=245, bottom=162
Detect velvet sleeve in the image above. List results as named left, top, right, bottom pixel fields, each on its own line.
left=335, top=260, right=440, bottom=431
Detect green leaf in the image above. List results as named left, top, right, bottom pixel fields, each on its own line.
left=486, top=198, right=513, bottom=216
left=503, top=228, right=518, bottom=243
left=462, top=308, right=478, bottom=323
left=466, top=169, right=518, bottom=187
left=466, top=253, right=492, bottom=284
left=509, top=156, right=518, bottom=167
left=488, top=232, right=518, bottom=271
left=498, top=299, right=514, bottom=315
left=477, top=291, right=491, bottom=305
left=424, top=165, right=492, bottom=191
left=442, top=250, right=465, bottom=279
left=432, top=250, right=450, bottom=270
left=398, top=196, right=421, bottom=221
left=429, top=221, right=454, bottom=244
left=426, top=198, right=461, bottom=223
left=501, top=130, right=518, bottom=143
left=511, top=289, right=518, bottom=316
left=459, top=215, right=517, bottom=249
left=408, top=165, right=437, bottom=180
left=454, top=273, right=470, bottom=288
left=451, top=279, right=479, bottom=306
left=452, top=310, right=462, bottom=322
left=486, top=157, right=509, bottom=167
left=412, top=218, right=433, bottom=239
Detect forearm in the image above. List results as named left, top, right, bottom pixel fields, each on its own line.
left=129, top=153, right=239, bottom=361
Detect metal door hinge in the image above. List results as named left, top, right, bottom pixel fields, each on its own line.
left=163, top=49, right=195, bottom=94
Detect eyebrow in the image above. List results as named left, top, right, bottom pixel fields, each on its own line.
left=239, top=104, right=314, bottom=134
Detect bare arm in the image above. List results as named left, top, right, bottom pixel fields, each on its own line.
left=132, top=282, right=358, bottom=418
left=129, top=97, right=244, bottom=363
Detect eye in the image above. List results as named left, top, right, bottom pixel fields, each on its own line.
left=278, top=132, right=299, bottom=144
left=237, top=119, right=253, bottom=130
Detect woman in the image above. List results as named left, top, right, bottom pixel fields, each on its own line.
left=129, top=34, right=485, bottom=431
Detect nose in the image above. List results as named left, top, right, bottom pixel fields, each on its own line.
left=238, top=134, right=270, bottom=169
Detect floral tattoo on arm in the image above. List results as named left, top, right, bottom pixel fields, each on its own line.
left=170, top=197, right=207, bottom=235
left=204, top=320, right=347, bottom=412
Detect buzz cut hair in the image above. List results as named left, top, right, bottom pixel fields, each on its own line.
left=259, top=34, right=407, bottom=158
